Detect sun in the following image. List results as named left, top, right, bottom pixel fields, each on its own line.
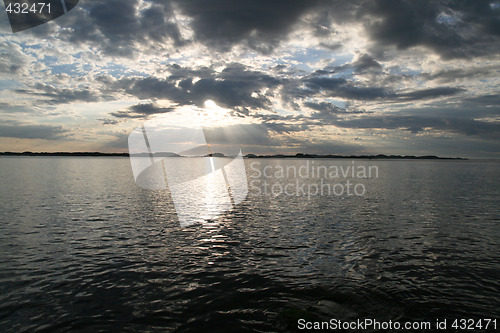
left=204, top=99, right=218, bottom=109
left=200, top=100, right=232, bottom=126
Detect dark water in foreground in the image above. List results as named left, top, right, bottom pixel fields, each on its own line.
left=0, top=157, right=499, bottom=332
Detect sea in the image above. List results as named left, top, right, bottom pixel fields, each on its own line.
left=0, top=157, right=499, bottom=332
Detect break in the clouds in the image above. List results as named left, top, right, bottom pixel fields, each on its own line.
left=0, top=0, right=499, bottom=157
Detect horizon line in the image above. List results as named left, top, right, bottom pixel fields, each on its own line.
left=0, top=151, right=474, bottom=160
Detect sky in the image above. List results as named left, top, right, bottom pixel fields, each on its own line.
left=0, top=0, right=499, bottom=158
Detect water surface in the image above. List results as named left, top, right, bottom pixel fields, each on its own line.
left=0, top=157, right=499, bottom=331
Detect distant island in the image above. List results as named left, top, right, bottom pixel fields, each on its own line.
left=0, top=151, right=467, bottom=160
left=244, top=153, right=467, bottom=160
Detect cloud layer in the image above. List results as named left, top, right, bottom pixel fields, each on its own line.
left=0, top=0, right=499, bottom=157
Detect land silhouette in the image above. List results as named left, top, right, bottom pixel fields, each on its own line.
left=0, top=151, right=467, bottom=160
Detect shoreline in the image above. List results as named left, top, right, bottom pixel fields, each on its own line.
left=0, top=151, right=468, bottom=160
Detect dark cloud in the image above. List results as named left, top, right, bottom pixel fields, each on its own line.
left=0, top=46, right=26, bottom=74
left=188, top=64, right=281, bottom=108
left=204, top=92, right=499, bottom=147
left=118, top=63, right=281, bottom=109
left=334, top=54, right=383, bottom=74
left=305, top=77, right=347, bottom=91
left=302, top=102, right=367, bottom=127
left=111, top=103, right=174, bottom=119
left=170, top=0, right=321, bottom=53
left=350, top=54, right=383, bottom=72
left=57, top=0, right=185, bottom=56
left=53, top=0, right=321, bottom=56
left=304, top=102, right=347, bottom=114
left=360, top=0, right=500, bottom=59
left=118, top=77, right=186, bottom=103
left=14, top=84, right=101, bottom=104
left=396, top=87, right=464, bottom=101
left=419, top=66, right=500, bottom=83
left=296, top=76, right=463, bottom=102
left=89, top=1, right=140, bottom=39
left=336, top=115, right=500, bottom=139
left=462, top=94, right=500, bottom=112
left=319, top=42, right=343, bottom=51
left=0, top=102, right=31, bottom=114
left=0, top=124, right=68, bottom=140
left=373, top=94, right=500, bottom=121
left=20, top=0, right=498, bottom=60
